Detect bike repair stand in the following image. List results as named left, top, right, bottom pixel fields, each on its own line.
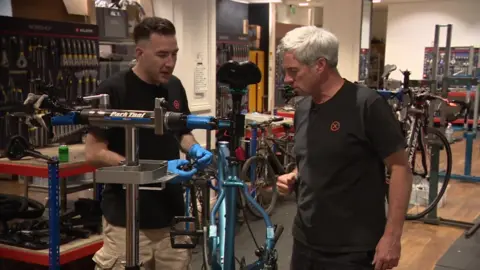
left=421, top=24, right=476, bottom=234
left=92, top=97, right=176, bottom=270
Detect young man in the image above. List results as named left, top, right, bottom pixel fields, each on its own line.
left=86, top=17, right=212, bottom=270
left=276, top=26, right=413, bottom=270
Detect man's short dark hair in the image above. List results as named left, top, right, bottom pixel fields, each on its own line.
left=133, top=17, right=176, bottom=44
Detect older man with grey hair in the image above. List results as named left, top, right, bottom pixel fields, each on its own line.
left=276, top=26, right=412, bottom=270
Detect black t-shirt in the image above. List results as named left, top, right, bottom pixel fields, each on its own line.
left=91, top=69, right=191, bottom=229
left=292, top=80, right=405, bottom=252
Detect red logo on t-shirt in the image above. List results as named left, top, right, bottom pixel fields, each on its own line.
left=173, top=100, right=180, bottom=110
left=330, top=121, right=340, bottom=132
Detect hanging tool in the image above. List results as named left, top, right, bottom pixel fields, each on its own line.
left=41, top=39, right=47, bottom=82
left=16, top=37, right=28, bottom=69
left=61, top=39, right=68, bottom=67
left=72, top=39, right=79, bottom=67
left=84, top=70, right=90, bottom=96
left=77, top=39, right=86, bottom=67
left=74, top=71, right=84, bottom=98
left=1, top=37, right=9, bottom=68
left=66, top=73, right=75, bottom=101
left=86, top=40, right=94, bottom=67
left=90, top=69, right=98, bottom=94
left=66, top=39, right=73, bottom=67
left=81, top=40, right=89, bottom=67
left=50, top=39, right=59, bottom=69
left=90, top=40, right=98, bottom=67
left=0, top=84, right=7, bottom=105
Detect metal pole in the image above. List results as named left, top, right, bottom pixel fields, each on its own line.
left=48, top=158, right=60, bottom=270
left=439, top=24, right=453, bottom=132
left=472, top=84, right=480, bottom=132
left=125, top=127, right=140, bottom=269
left=441, top=25, right=453, bottom=98
left=206, top=130, right=211, bottom=151
left=431, top=25, right=441, bottom=86
left=429, top=25, right=441, bottom=130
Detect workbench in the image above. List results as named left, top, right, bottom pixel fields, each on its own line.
left=0, top=144, right=102, bottom=268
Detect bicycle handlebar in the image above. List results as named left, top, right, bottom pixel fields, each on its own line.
left=247, top=116, right=284, bottom=128
left=408, top=90, right=470, bottom=120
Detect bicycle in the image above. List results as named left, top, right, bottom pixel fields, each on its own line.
left=240, top=117, right=295, bottom=218
left=384, top=85, right=469, bottom=220
left=168, top=60, right=284, bottom=270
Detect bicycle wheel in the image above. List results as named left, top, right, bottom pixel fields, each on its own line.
left=240, top=155, right=278, bottom=218
left=406, top=127, right=452, bottom=220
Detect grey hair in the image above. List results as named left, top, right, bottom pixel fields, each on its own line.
left=277, top=26, right=339, bottom=68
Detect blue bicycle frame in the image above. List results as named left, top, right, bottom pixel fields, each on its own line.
left=208, top=141, right=278, bottom=270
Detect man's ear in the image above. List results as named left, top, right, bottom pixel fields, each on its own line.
left=315, top=58, right=326, bottom=73
left=135, top=46, right=143, bottom=60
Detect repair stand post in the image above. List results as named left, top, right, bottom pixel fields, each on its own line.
left=48, top=158, right=60, bottom=270
left=421, top=142, right=474, bottom=229
left=125, top=126, right=140, bottom=270
left=420, top=24, right=474, bottom=229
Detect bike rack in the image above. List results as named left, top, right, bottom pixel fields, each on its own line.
left=439, top=80, right=480, bottom=183
left=419, top=25, right=477, bottom=233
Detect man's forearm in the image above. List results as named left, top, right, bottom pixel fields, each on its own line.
left=385, top=166, right=412, bottom=236
left=86, top=148, right=125, bottom=168
left=179, top=133, right=199, bottom=153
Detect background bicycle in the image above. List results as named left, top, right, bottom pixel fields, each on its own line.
left=381, top=65, right=469, bottom=220
left=240, top=117, right=295, bottom=218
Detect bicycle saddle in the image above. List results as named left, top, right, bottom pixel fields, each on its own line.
left=282, top=123, right=292, bottom=130
left=6, top=135, right=51, bottom=161
left=217, top=61, right=262, bottom=89
left=382, top=64, right=397, bottom=79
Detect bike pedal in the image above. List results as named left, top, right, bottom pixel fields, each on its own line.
left=169, top=216, right=200, bottom=249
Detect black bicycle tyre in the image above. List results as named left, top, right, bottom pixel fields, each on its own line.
left=405, top=127, right=452, bottom=220
left=0, top=194, right=28, bottom=221
left=241, top=155, right=278, bottom=218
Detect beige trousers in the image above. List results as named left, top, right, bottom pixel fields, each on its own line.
left=93, top=218, right=192, bottom=270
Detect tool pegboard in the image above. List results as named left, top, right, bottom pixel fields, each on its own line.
left=0, top=16, right=99, bottom=154
left=216, top=33, right=250, bottom=118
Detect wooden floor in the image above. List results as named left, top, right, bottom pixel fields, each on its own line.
left=1, top=134, right=480, bottom=270
left=398, top=135, right=480, bottom=270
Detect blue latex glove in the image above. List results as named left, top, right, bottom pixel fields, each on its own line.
left=167, top=159, right=197, bottom=184
left=188, top=144, right=213, bottom=169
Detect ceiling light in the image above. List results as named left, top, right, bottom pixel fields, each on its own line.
left=372, top=0, right=382, bottom=3
left=299, top=2, right=309, bottom=6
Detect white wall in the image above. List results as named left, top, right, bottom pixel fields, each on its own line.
left=276, top=4, right=310, bottom=25
left=385, top=0, right=480, bottom=80
left=314, top=7, right=323, bottom=26
left=360, top=1, right=371, bottom=49
left=323, top=0, right=362, bottom=82
left=0, top=0, right=12, bottom=16
left=152, top=0, right=216, bottom=147
left=372, top=8, right=387, bottom=41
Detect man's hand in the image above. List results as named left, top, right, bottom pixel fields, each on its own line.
left=168, top=159, right=198, bottom=184
left=188, top=144, right=213, bottom=169
left=277, top=172, right=296, bottom=195
left=372, top=234, right=401, bottom=270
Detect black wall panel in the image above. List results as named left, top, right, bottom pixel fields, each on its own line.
left=248, top=3, right=270, bottom=109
